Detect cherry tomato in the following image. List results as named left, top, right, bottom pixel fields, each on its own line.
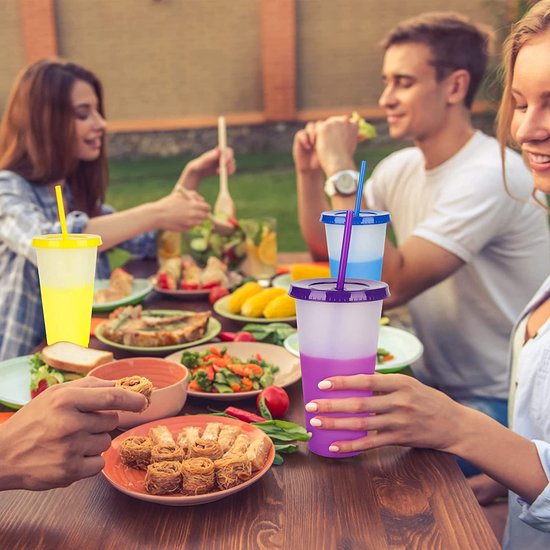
left=257, top=386, right=290, bottom=418
left=208, top=286, right=230, bottom=305
left=234, top=331, right=255, bottom=342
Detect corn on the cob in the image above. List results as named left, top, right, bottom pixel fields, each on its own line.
left=263, top=294, right=296, bottom=319
left=241, top=287, right=286, bottom=317
left=227, top=282, right=263, bottom=313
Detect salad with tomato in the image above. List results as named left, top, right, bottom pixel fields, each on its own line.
left=180, top=345, right=279, bottom=394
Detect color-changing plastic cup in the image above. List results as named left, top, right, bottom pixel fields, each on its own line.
left=289, top=278, right=389, bottom=458
left=32, top=234, right=102, bottom=347
left=321, top=210, right=390, bottom=280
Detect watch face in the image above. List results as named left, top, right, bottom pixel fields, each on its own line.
left=335, top=173, right=358, bottom=195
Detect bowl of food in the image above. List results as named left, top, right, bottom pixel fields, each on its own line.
left=88, top=357, right=189, bottom=429
left=185, top=217, right=247, bottom=271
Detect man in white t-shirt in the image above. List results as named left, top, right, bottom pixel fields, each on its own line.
left=293, top=12, right=550, bottom=475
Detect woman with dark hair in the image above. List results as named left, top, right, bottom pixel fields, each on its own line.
left=0, top=58, right=235, bottom=360
left=305, top=3, right=550, bottom=547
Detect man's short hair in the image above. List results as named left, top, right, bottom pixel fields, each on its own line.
left=380, top=12, right=493, bottom=108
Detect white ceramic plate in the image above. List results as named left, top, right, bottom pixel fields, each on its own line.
left=271, top=273, right=291, bottom=290
left=102, top=415, right=275, bottom=506
left=283, top=326, right=423, bottom=373
left=165, top=341, right=301, bottom=401
left=93, top=278, right=153, bottom=312
left=213, top=295, right=296, bottom=324
left=0, top=354, right=32, bottom=409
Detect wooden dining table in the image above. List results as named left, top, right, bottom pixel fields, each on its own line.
left=0, top=255, right=500, bottom=550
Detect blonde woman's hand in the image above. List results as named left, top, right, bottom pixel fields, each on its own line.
left=305, top=373, right=467, bottom=455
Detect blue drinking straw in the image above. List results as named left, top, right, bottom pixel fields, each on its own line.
left=336, top=210, right=353, bottom=290
left=353, top=160, right=367, bottom=217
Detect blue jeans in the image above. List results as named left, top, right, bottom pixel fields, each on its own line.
left=454, top=397, right=508, bottom=477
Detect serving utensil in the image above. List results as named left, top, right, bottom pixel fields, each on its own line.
left=208, top=213, right=235, bottom=237
left=213, top=116, right=236, bottom=219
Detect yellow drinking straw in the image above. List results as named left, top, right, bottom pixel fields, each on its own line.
left=54, top=185, right=68, bottom=239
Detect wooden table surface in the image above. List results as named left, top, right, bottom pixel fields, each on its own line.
left=0, top=256, right=500, bottom=550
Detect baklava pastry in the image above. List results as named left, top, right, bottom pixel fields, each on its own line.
left=201, top=422, right=223, bottom=441
left=214, top=455, right=252, bottom=490
left=217, top=425, right=241, bottom=453
left=245, top=435, right=271, bottom=471
left=189, top=438, right=223, bottom=460
left=149, top=425, right=176, bottom=447
left=119, top=436, right=153, bottom=470
left=180, top=457, right=216, bottom=495
left=224, top=433, right=250, bottom=457
left=116, top=376, right=153, bottom=405
left=176, top=426, right=201, bottom=457
left=151, top=443, right=184, bottom=464
left=144, top=460, right=182, bottom=495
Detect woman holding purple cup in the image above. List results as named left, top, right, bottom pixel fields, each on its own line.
left=306, top=3, right=550, bottom=548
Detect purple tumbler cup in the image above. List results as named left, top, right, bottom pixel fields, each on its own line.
left=289, top=278, right=389, bottom=458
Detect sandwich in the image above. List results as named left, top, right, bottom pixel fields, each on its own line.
left=351, top=111, right=377, bottom=141
left=30, top=341, right=114, bottom=398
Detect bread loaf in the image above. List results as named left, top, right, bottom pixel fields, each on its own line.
left=40, top=342, right=114, bottom=374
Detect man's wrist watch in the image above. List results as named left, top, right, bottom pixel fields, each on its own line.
left=324, top=170, right=360, bottom=197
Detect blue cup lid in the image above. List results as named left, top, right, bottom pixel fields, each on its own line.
left=320, top=210, right=390, bottom=225
left=289, top=278, right=389, bottom=303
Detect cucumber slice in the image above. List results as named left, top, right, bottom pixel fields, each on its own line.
left=190, top=237, right=208, bottom=252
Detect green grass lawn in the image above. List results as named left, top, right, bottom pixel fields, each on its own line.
left=106, top=143, right=405, bottom=259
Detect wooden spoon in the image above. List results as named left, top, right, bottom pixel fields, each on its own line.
left=208, top=213, right=235, bottom=237
left=213, top=116, right=236, bottom=219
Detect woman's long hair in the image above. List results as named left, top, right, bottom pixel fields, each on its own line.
left=497, top=1, right=550, bottom=208
left=0, top=59, right=108, bottom=215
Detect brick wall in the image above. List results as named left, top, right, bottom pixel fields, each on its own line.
left=0, top=0, right=508, bottom=157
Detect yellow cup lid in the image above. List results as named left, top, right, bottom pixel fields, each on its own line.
left=32, top=233, right=102, bottom=249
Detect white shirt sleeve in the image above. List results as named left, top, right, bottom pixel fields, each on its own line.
left=517, top=440, right=550, bottom=532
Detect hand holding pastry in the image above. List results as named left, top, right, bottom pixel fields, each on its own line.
left=0, top=377, right=147, bottom=491
left=116, top=376, right=154, bottom=408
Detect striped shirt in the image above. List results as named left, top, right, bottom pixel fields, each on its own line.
left=0, top=170, right=157, bottom=360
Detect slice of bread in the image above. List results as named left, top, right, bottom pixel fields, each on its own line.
left=40, top=342, right=114, bottom=374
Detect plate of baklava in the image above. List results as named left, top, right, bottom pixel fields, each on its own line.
left=102, top=414, right=275, bottom=505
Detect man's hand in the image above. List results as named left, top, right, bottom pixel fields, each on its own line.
left=0, top=377, right=147, bottom=491
left=315, top=116, right=358, bottom=176
left=293, top=122, right=323, bottom=174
